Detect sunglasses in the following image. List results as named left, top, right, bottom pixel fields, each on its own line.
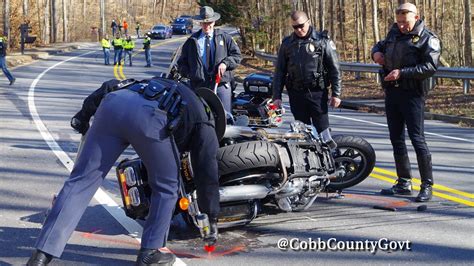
left=395, top=10, right=415, bottom=15
left=292, top=19, right=309, bottom=30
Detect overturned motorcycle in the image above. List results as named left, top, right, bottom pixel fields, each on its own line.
left=116, top=110, right=375, bottom=231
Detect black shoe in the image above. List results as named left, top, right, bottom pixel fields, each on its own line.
left=9, top=78, right=16, bottom=85
left=27, top=250, right=53, bottom=266
left=416, top=185, right=432, bottom=202
left=136, top=249, right=176, bottom=266
left=381, top=179, right=412, bottom=195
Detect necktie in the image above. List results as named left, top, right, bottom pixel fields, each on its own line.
left=205, top=35, right=211, bottom=72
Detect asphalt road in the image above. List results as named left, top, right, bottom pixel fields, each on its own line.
left=0, top=31, right=472, bottom=265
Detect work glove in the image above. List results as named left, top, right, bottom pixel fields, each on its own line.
left=70, top=110, right=90, bottom=135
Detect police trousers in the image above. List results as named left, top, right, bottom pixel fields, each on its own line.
left=384, top=88, right=430, bottom=156
left=35, top=89, right=178, bottom=257
left=288, top=89, right=329, bottom=133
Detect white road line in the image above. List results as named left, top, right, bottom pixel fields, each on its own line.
left=28, top=51, right=186, bottom=265
left=282, top=104, right=474, bottom=143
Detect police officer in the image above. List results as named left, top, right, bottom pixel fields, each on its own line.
left=100, top=34, right=111, bottom=65
left=123, top=35, right=135, bottom=66
left=27, top=76, right=220, bottom=265
left=111, top=34, right=123, bottom=65
left=272, top=11, right=341, bottom=135
left=177, top=6, right=242, bottom=113
left=372, top=3, right=440, bottom=202
left=143, top=32, right=152, bottom=67
left=0, top=34, right=15, bottom=85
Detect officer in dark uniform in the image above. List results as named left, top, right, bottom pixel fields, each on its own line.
left=177, top=6, right=242, bottom=113
left=272, top=11, right=342, bottom=135
left=27, top=76, right=220, bottom=266
left=372, top=3, right=441, bottom=202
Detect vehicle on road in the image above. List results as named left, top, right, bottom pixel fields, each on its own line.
left=149, top=24, right=172, bottom=39
left=172, top=17, right=193, bottom=34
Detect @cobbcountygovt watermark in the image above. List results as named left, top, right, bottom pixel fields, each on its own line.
left=277, top=237, right=412, bottom=254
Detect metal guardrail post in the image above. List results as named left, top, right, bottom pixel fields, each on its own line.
left=463, top=80, right=470, bottom=94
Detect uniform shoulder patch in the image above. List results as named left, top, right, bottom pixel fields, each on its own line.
left=428, top=37, right=440, bottom=51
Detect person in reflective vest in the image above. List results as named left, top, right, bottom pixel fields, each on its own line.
left=123, top=36, right=135, bottom=66
left=100, top=35, right=111, bottom=65
left=143, top=33, right=152, bottom=67
left=111, top=34, right=124, bottom=65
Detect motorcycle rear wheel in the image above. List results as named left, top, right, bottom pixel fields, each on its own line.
left=326, top=135, right=376, bottom=191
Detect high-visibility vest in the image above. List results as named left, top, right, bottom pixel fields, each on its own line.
left=101, top=39, right=111, bottom=48
left=123, top=40, right=135, bottom=50
left=112, top=38, right=123, bottom=48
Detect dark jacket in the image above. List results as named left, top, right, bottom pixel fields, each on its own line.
left=371, top=20, right=441, bottom=93
left=177, top=29, right=242, bottom=89
left=0, top=37, right=7, bottom=57
left=73, top=78, right=213, bottom=152
left=273, top=27, right=342, bottom=100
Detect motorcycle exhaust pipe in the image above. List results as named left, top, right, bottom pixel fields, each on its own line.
left=219, top=184, right=271, bottom=202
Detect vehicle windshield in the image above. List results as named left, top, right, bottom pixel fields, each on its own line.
left=153, top=26, right=166, bottom=30
left=173, top=18, right=186, bottom=24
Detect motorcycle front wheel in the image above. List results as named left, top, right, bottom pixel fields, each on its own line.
left=326, top=135, right=376, bottom=191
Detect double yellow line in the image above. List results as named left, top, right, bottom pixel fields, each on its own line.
left=113, top=36, right=188, bottom=80
left=370, top=167, right=474, bottom=207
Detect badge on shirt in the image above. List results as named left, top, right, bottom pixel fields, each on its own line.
left=308, top=43, right=316, bottom=53
left=219, top=40, right=224, bottom=46
left=412, top=35, right=420, bottom=43
left=429, top=37, right=440, bottom=51
left=329, top=40, right=337, bottom=50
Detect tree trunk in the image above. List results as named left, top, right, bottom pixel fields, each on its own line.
left=44, top=0, right=50, bottom=44
left=83, top=0, right=86, bottom=20
left=338, top=0, right=346, bottom=60
left=330, top=0, right=335, bottom=41
left=372, top=0, right=380, bottom=43
left=37, top=0, right=43, bottom=43
left=62, top=0, right=68, bottom=42
left=23, top=0, right=28, bottom=16
left=464, top=0, right=472, bottom=66
left=100, top=0, right=106, bottom=39
left=319, top=0, right=325, bottom=30
left=161, top=0, right=167, bottom=21
left=4, top=0, right=10, bottom=41
left=355, top=0, right=360, bottom=62
left=361, top=1, right=368, bottom=63
left=51, top=0, right=57, bottom=43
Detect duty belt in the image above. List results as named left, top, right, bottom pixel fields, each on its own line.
left=126, top=79, right=187, bottom=132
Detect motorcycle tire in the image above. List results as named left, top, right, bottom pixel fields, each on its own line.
left=326, top=135, right=376, bottom=191
left=217, top=141, right=280, bottom=178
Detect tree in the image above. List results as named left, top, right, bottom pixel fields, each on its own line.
left=464, top=0, right=473, bottom=66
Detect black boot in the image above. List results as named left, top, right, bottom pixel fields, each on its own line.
left=27, top=250, right=53, bottom=266
left=136, top=248, right=176, bottom=266
left=416, top=154, right=433, bottom=202
left=381, top=154, right=413, bottom=195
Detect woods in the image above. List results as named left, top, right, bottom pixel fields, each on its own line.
left=202, top=0, right=473, bottom=67
left=0, top=0, right=472, bottom=67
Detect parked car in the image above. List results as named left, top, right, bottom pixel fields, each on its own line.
left=149, top=24, right=172, bottom=39
left=172, top=17, right=193, bottom=34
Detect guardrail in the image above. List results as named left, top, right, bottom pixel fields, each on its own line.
left=255, top=51, right=474, bottom=94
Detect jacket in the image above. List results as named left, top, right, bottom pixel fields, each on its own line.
left=123, top=40, right=135, bottom=50
left=273, top=27, right=342, bottom=100
left=371, top=20, right=441, bottom=93
left=112, top=38, right=123, bottom=49
left=177, top=29, right=242, bottom=89
left=101, top=38, right=111, bottom=49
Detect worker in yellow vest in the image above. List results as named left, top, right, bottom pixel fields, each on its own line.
left=101, top=35, right=111, bottom=65
left=111, top=34, right=124, bottom=65
left=123, top=35, right=135, bottom=66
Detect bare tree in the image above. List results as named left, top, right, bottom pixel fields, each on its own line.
left=62, top=0, right=68, bottom=42
left=4, top=0, right=11, bottom=38
left=51, top=0, right=57, bottom=43
left=319, top=0, right=325, bottom=30
left=372, top=0, right=380, bottom=43
left=464, top=0, right=472, bottom=66
left=23, top=0, right=28, bottom=16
